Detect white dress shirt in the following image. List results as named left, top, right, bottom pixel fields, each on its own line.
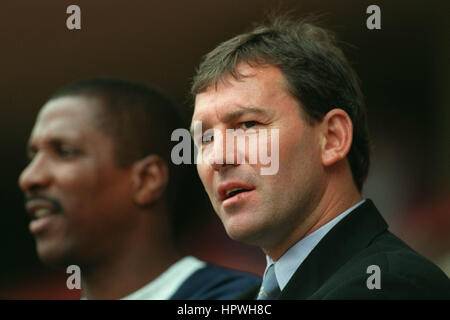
left=264, top=199, right=366, bottom=291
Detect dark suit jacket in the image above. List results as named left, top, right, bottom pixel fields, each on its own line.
left=170, top=263, right=260, bottom=300
left=239, top=200, right=450, bottom=299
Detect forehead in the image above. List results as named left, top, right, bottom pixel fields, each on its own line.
left=31, top=95, right=104, bottom=142
left=192, top=63, right=291, bottom=123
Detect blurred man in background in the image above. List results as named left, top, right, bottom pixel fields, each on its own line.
left=190, top=17, right=450, bottom=299
left=18, top=78, right=259, bottom=299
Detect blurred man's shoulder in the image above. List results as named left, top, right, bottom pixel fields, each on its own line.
left=170, top=262, right=261, bottom=300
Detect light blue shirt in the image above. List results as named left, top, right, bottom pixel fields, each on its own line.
left=264, top=199, right=366, bottom=291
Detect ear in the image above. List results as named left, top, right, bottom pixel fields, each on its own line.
left=319, top=108, right=353, bottom=167
left=131, top=155, right=169, bottom=206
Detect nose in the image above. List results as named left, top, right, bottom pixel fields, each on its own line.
left=18, top=153, right=52, bottom=193
left=205, top=129, right=242, bottom=171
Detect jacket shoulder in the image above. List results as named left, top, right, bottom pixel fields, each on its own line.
left=170, top=263, right=261, bottom=300
left=313, top=231, right=450, bottom=299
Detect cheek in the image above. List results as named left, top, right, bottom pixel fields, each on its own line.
left=275, top=133, right=312, bottom=184
left=55, top=163, right=110, bottom=210
left=282, top=134, right=323, bottom=195
left=56, top=165, right=94, bottom=193
left=196, top=164, right=213, bottom=193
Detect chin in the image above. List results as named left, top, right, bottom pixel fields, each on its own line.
left=36, top=240, right=74, bottom=268
left=224, top=220, right=263, bottom=245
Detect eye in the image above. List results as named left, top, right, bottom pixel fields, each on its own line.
left=26, top=146, right=37, bottom=161
left=202, top=130, right=214, bottom=144
left=56, top=145, right=78, bottom=158
left=241, top=121, right=259, bottom=129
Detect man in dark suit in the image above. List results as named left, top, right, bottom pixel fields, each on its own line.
left=18, top=78, right=259, bottom=299
left=190, top=17, right=450, bottom=299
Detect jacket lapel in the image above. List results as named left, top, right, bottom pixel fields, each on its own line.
left=278, top=199, right=388, bottom=299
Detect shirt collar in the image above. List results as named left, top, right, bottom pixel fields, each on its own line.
left=265, top=199, right=366, bottom=291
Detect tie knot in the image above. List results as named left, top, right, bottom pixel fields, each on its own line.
left=257, top=263, right=280, bottom=300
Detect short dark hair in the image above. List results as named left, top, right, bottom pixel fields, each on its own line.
left=191, top=17, right=371, bottom=191
left=49, top=78, right=189, bottom=216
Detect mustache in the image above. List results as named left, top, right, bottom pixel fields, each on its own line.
left=24, top=195, right=63, bottom=212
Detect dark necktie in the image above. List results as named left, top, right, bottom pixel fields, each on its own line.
left=257, top=263, right=281, bottom=300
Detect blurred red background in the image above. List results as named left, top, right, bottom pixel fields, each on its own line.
left=0, top=0, right=448, bottom=299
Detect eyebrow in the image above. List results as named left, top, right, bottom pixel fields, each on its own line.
left=221, top=106, right=267, bottom=122
left=190, top=106, right=268, bottom=136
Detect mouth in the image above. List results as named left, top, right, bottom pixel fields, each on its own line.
left=225, top=188, right=249, bottom=199
left=218, top=182, right=255, bottom=202
left=25, top=198, right=62, bottom=234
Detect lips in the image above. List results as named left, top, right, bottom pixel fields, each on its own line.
left=26, top=199, right=60, bottom=219
left=217, top=182, right=255, bottom=202
left=25, top=197, right=62, bottom=234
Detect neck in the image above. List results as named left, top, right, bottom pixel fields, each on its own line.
left=81, top=221, right=181, bottom=299
left=263, top=164, right=362, bottom=261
